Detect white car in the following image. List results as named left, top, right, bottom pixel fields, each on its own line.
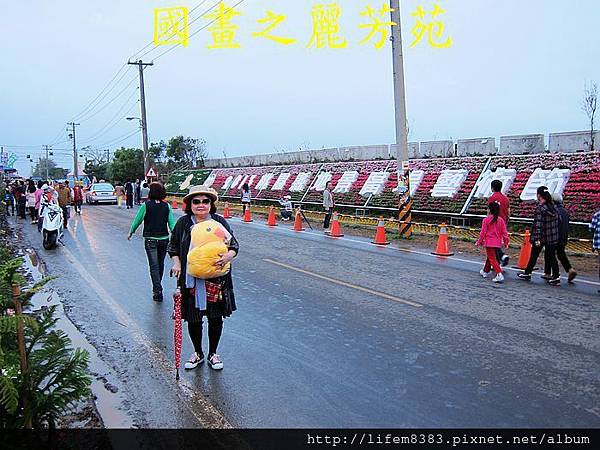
left=85, top=183, right=117, bottom=205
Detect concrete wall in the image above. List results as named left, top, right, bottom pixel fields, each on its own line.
left=457, top=137, right=496, bottom=156
left=204, top=145, right=389, bottom=168
left=419, top=140, right=454, bottom=157
left=548, top=130, right=600, bottom=152
left=499, top=134, right=545, bottom=155
left=389, top=142, right=420, bottom=159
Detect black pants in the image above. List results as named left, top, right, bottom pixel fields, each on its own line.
left=73, top=200, right=82, bottom=214
left=527, top=243, right=559, bottom=279
left=126, top=194, right=133, bottom=208
left=524, top=243, right=543, bottom=275
left=18, top=199, right=26, bottom=218
left=281, top=209, right=292, bottom=220
left=323, top=209, right=332, bottom=229
left=61, top=206, right=69, bottom=227
left=495, top=248, right=504, bottom=264
left=28, top=206, right=37, bottom=221
left=144, top=239, right=168, bottom=295
left=545, top=243, right=572, bottom=274
left=188, top=317, right=223, bottom=356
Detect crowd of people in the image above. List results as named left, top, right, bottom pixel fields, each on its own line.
left=2, top=178, right=84, bottom=230
left=476, top=180, right=600, bottom=290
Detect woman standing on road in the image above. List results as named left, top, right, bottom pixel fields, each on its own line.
left=168, top=185, right=238, bottom=371
left=240, top=183, right=251, bottom=213
left=518, top=186, right=561, bottom=285
left=128, top=182, right=176, bottom=302
left=26, top=180, right=37, bottom=224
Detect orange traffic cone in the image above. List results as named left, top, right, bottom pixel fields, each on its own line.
left=242, top=207, right=253, bottom=223
left=267, top=207, right=277, bottom=227
left=325, top=212, right=344, bottom=238
left=431, top=223, right=454, bottom=256
left=171, top=199, right=178, bottom=209
left=293, top=209, right=305, bottom=232
left=223, top=203, right=231, bottom=219
left=371, top=217, right=390, bottom=245
left=514, top=229, right=533, bottom=269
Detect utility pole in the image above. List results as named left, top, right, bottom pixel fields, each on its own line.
left=43, top=145, right=52, bottom=180
left=390, top=0, right=412, bottom=239
left=67, top=122, right=80, bottom=181
left=128, top=60, right=154, bottom=178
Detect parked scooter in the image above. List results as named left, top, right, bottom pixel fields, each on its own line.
left=39, top=196, right=64, bottom=250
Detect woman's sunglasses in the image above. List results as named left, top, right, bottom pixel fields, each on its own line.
left=192, top=198, right=211, bottom=205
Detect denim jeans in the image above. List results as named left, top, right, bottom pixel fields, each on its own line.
left=144, top=239, right=169, bottom=294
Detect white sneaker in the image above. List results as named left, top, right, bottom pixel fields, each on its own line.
left=480, top=269, right=489, bottom=278
left=492, top=273, right=504, bottom=283
left=184, top=352, right=204, bottom=370
left=208, top=353, right=223, bottom=370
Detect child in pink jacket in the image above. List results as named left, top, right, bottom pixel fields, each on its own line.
left=476, top=201, right=510, bottom=283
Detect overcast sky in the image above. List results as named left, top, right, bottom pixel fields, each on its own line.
left=1, top=0, right=599, bottom=176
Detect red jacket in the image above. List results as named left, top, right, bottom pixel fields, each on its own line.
left=477, top=215, right=509, bottom=248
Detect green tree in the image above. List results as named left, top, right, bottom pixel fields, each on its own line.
left=31, top=158, right=67, bottom=180
left=107, top=147, right=144, bottom=183
left=166, top=136, right=208, bottom=168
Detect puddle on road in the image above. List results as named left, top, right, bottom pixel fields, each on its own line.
left=23, top=248, right=134, bottom=428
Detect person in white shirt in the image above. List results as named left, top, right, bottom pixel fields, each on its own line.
left=278, top=195, right=293, bottom=221
left=322, top=181, right=334, bottom=229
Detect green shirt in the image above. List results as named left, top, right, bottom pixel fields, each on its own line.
left=129, top=202, right=176, bottom=240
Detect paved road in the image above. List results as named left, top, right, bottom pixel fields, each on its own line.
left=14, top=205, right=600, bottom=428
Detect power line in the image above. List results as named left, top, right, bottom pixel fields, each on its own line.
left=76, top=75, right=138, bottom=123
left=70, top=64, right=131, bottom=122
left=151, top=0, right=246, bottom=62
left=94, top=129, right=140, bottom=149
left=128, top=0, right=211, bottom=62
left=79, top=90, right=140, bottom=144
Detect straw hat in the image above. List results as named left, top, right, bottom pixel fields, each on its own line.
left=183, top=185, right=219, bottom=204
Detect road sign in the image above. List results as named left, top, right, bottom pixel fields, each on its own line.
left=146, top=167, right=158, bottom=178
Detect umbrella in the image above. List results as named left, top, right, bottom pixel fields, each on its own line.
left=173, top=288, right=182, bottom=380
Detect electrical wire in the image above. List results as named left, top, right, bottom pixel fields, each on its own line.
left=94, top=129, right=140, bottom=149
left=128, top=0, right=211, bottom=62
left=70, top=64, right=131, bottom=122
left=79, top=91, right=140, bottom=144
left=76, top=75, right=138, bottom=123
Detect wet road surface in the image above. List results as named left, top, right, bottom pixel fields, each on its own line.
left=14, top=205, right=600, bottom=428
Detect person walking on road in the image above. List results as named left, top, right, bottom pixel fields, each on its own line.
left=72, top=182, right=83, bottom=215
left=323, top=181, right=334, bottom=229
left=26, top=180, right=37, bottom=224
left=590, top=207, right=600, bottom=294
left=488, top=180, right=510, bottom=266
left=518, top=186, right=561, bottom=285
left=168, top=185, right=238, bottom=371
left=128, top=182, right=176, bottom=303
left=125, top=180, right=134, bottom=209
left=3, top=184, right=14, bottom=216
left=115, top=182, right=125, bottom=208
left=476, top=201, right=509, bottom=283
left=134, top=178, right=141, bottom=205
left=240, top=183, right=251, bottom=213
left=56, top=180, right=72, bottom=229
left=542, top=194, right=577, bottom=283
left=14, top=181, right=26, bottom=219
left=140, top=182, right=150, bottom=203
left=278, top=195, right=293, bottom=221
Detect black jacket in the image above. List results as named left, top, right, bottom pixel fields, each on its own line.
left=167, top=213, right=239, bottom=316
left=555, top=202, right=569, bottom=245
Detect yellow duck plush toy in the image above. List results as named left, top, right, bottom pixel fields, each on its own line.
left=187, top=220, right=231, bottom=279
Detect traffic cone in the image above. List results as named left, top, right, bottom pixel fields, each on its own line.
left=371, top=217, right=390, bottom=245
left=267, top=207, right=277, bottom=227
left=171, top=199, right=178, bottom=209
left=293, top=209, right=305, bottom=232
left=514, top=229, right=533, bottom=269
left=325, top=212, right=344, bottom=238
left=223, top=203, right=231, bottom=219
left=431, top=223, right=454, bottom=256
left=242, top=207, right=253, bottom=223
